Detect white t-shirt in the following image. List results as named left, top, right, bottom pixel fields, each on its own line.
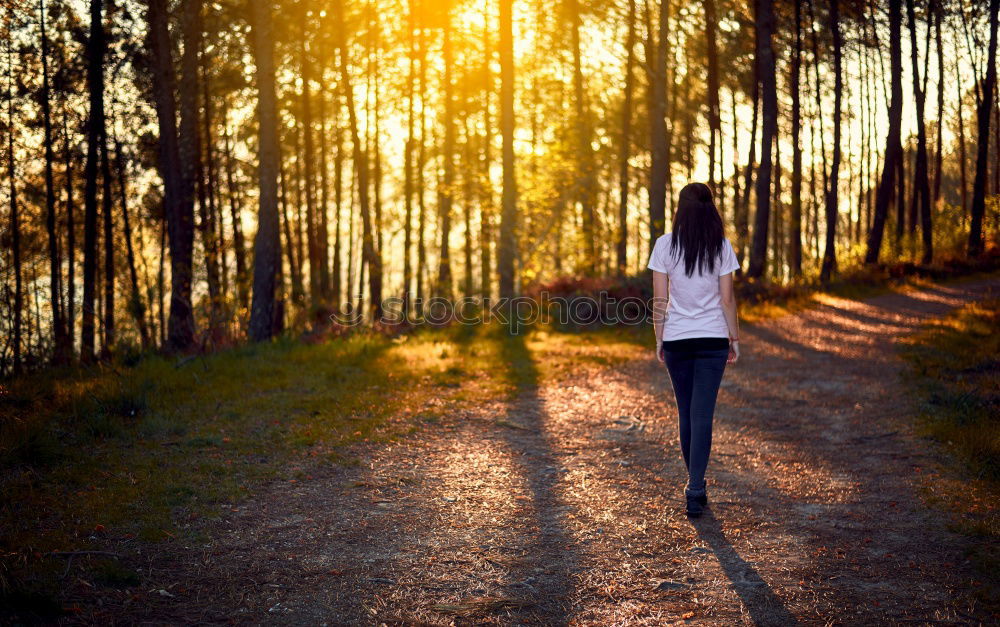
left=647, top=233, right=741, bottom=342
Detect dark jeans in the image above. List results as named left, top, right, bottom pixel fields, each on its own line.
left=662, top=344, right=729, bottom=498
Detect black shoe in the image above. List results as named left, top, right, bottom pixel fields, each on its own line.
left=685, top=496, right=704, bottom=517
left=685, top=491, right=707, bottom=506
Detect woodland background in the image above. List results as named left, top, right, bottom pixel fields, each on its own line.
left=2, top=0, right=1000, bottom=374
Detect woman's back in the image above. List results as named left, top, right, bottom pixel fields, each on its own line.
left=647, top=233, right=740, bottom=341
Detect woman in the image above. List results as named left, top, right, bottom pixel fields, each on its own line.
left=647, top=182, right=740, bottom=518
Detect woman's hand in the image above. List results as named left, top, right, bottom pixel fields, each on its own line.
left=656, top=343, right=665, bottom=363
left=727, top=340, right=740, bottom=364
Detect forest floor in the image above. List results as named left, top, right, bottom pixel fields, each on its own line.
left=7, top=274, right=1000, bottom=625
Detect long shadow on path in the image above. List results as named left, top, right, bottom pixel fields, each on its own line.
left=690, top=510, right=799, bottom=626
left=493, top=328, right=582, bottom=623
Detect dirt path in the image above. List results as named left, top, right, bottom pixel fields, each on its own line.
left=87, top=277, right=999, bottom=625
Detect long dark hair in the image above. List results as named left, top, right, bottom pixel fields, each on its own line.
left=668, top=182, right=724, bottom=277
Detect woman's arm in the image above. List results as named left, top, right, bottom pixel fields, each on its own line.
left=719, top=272, right=740, bottom=364
left=652, top=270, right=669, bottom=362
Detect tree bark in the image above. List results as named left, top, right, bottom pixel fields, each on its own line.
left=248, top=0, right=282, bottom=341
left=570, top=0, right=595, bottom=274
left=865, top=0, right=903, bottom=264
left=40, top=0, right=68, bottom=362
left=81, top=0, right=107, bottom=361
left=644, top=0, right=670, bottom=251
left=6, top=41, right=23, bottom=373
left=969, top=0, right=1000, bottom=256
left=147, top=0, right=196, bottom=352
left=617, top=0, right=637, bottom=276
left=497, top=0, right=517, bottom=299
left=905, top=0, right=933, bottom=262
left=789, top=0, right=803, bottom=277
left=113, top=124, right=150, bottom=347
left=334, top=0, right=382, bottom=319
left=820, top=0, right=842, bottom=282
left=177, top=0, right=204, bottom=345
left=437, top=0, right=455, bottom=298
left=747, top=0, right=777, bottom=279
left=703, top=0, right=721, bottom=205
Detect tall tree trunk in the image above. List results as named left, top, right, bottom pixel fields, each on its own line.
left=300, top=22, right=320, bottom=306
left=820, top=0, right=842, bottom=282
left=703, top=0, right=721, bottom=204
left=789, top=0, right=803, bottom=277
left=570, top=0, right=595, bottom=273
left=905, top=0, right=933, bottom=263
left=738, top=73, right=758, bottom=267
left=100, top=100, right=114, bottom=357
left=62, top=99, right=76, bottom=356
left=80, top=0, right=107, bottom=362
left=40, top=0, right=68, bottom=362
left=437, top=0, right=455, bottom=298
left=617, top=0, right=636, bottom=276
left=932, top=0, right=944, bottom=206
left=332, top=95, right=343, bottom=306
left=334, top=0, right=382, bottom=320
left=747, top=0, right=777, bottom=279
left=177, top=0, right=204, bottom=344
left=481, top=3, right=493, bottom=300
left=222, top=110, right=248, bottom=312
left=953, top=33, right=969, bottom=221
left=865, top=0, right=903, bottom=264
left=402, top=1, right=414, bottom=307
left=497, top=0, right=517, bottom=299
left=970, top=0, right=1000, bottom=256
left=199, top=47, right=223, bottom=337
left=248, top=0, right=282, bottom=341
left=6, top=41, right=22, bottom=373
left=463, top=120, right=474, bottom=298
left=147, top=0, right=196, bottom=352
left=416, top=16, right=427, bottom=308
left=402, top=0, right=415, bottom=310
left=644, top=0, right=670, bottom=251
left=113, top=124, right=150, bottom=347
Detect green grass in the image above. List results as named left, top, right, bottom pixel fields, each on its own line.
left=898, top=297, right=1000, bottom=613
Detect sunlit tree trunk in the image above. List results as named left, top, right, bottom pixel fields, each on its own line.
left=6, top=41, right=22, bottom=373
left=334, top=0, right=382, bottom=319
left=437, top=0, right=455, bottom=298
left=178, top=0, right=205, bottom=342
left=820, top=0, right=842, bottom=283
left=40, top=0, right=68, bottom=363
left=248, top=0, right=282, bottom=341
left=222, top=110, right=248, bottom=313
left=644, top=0, right=670, bottom=251
left=932, top=0, right=944, bottom=207
left=497, top=0, right=517, bottom=298
left=300, top=23, right=320, bottom=306
left=402, top=0, right=416, bottom=312
left=81, top=0, right=107, bottom=361
left=62, top=99, right=76, bottom=355
left=480, top=2, right=493, bottom=300
left=199, top=46, right=223, bottom=337
left=570, top=0, right=595, bottom=274
left=703, top=0, right=721, bottom=210
left=747, top=0, right=776, bottom=279
left=970, top=0, right=1000, bottom=256
left=905, top=0, right=933, bottom=263
left=865, top=0, right=903, bottom=264
left=147, top=0, right=196, bottom=352
left=789, top=0, right=803, bottom=277
left=112, top=124, right=150, bottom=348
left=617, top=0, right=636, bottom=276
